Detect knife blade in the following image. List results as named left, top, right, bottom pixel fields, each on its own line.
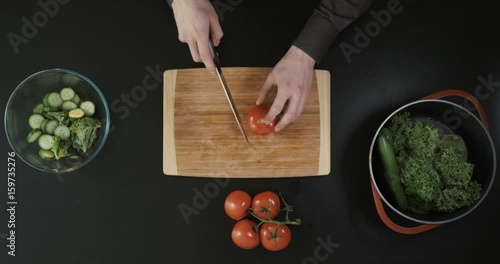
left=208, top=40, right=250, bottom=145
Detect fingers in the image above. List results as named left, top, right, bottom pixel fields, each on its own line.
left=187, top=40, right=201, bottom=63
left=256, top=74, right=275, bottom=105
left=274, top=94, right=301, bottom=132
left=198, top=38, right=216, bottom=74
left=264, top=92, right=288, bottom=125
left=210, top=16, right=224, bottom=47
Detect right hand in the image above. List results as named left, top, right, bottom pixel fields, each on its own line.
left=171, top=0, right=223, bottom=74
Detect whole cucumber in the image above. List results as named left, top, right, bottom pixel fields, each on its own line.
left=377, top=128, right=409, bottom=211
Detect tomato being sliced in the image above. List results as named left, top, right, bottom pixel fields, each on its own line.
left=231, top=219, right=260, bottom=250
left=260, top=223, right=291, bottom=251
left=251, top=191, right=281, bottom=220
left=224, top=190, right=252, bottom=220
left=247, top=104, right=278, bottom=136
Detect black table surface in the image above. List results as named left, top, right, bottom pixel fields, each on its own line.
left=1, top=0, right=499, bottom=263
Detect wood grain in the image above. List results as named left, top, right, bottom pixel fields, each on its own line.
left=163, top=67, right=330, bottom=178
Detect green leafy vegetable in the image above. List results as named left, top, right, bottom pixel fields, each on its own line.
left=387, top=112, right=482, bottom=214
left=69, top=117, right=101, bottom=153
left=51, top=136, right=71, bottom=160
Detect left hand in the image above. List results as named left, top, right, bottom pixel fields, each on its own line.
left=256, top=45, right=316, bottom=132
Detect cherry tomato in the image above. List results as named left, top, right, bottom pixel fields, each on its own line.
left=231, top=219, right=260, bottom=250
left=247, top=104, right=278, bottom=136
left=251, top=191, right=281, bottom=220
left=259, top=223, right=292, bottom=251
left=224, top=190, right=252, bottom=220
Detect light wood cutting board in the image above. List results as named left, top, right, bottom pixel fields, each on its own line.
left=163, top=67, right=330, bottom=178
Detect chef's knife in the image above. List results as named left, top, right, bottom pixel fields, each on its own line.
left=208, top=40, right=250, bottom=145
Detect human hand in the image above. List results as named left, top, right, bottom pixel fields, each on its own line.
left=171, top=0, right=223, bottom=74
left=256, top=46, right=316, bottom=132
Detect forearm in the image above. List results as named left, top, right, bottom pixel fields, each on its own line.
left=293, top=0, right=373, bottom=63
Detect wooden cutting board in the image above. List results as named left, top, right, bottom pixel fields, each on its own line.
left=163, top=67, right=330, bottom=178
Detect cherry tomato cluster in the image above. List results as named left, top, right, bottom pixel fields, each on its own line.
left=224, top=190, right=301, bottom=251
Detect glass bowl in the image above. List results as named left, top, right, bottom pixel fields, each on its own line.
left=4, top=69, right=110, bottom=173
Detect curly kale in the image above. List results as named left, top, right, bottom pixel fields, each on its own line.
left=69, top=117, right=101, bottom=153
left=388, top=112, right=482, bottom=214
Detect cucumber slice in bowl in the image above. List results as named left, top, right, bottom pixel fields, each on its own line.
left=60, top=87, right=75, bottom=101
left=38, top=134, right=55, bottom=150
left=28, top=114, right=45, bottom=129
left=44, top=120, right=59, bottom=135
left=80, top=101, right=95, bottom=116
left=54, top=125, right=70, bottom=140
left=47, top=92, right=63, bottom=109
left=27, top=129, right=42, bottom=143
left=39, top=149, right=55, bottom=160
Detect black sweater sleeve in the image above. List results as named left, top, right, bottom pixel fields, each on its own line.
left=293, top=0, right=373, bottom=63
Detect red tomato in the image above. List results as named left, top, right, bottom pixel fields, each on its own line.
left=251, top=191, right=281, bottom=220
left=224, top=190, right=252, bottom=220
left=231, top=219, right=260, bottom=250
left=247, top=104, right=278, bottom=136
left=259, top=223, right=292, bottom=251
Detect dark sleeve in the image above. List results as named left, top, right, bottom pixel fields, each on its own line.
left=167, top=0, right=173, bottom=6
left=293, top=0, right=373, bottom=63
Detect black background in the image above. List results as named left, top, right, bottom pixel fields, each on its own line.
left=1, top=0, right=499, bottom=263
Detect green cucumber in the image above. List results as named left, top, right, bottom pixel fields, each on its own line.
left=39, top=149, right=55, bottom=160
left=377, top=128, right=409, bottom=211
left=54, top=125, right=70, bottom=140
left=60, top=87, right=75, bottom=101
left=33, top=103, right=44, bottom=114
left=62, top=101, right=78, bottom=111
left=71, top=93, right=81, bottom=105
left=27, top=129, right=42, bottom=143
left=44, top=120, right=59, bottom=135
left=47, top=92, right=63, bottom=109
left=80, top=101, right=95, bottom=116
left=28, top=114, right=45, bottom=129
left=38, top=134, right=55, bottom=150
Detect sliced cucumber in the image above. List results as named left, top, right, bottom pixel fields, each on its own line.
left=62, top=101, right=78, bottom=111
left=60, top=87, right=75, bottom=101
left=71, top=93, right=81, bottom=105
left=40, top=119, right=49, bottom=133
left=27, top=129, right=42, bottom=143
left=38, top=134, right=55, bottom=150
left=47, top=92, right=63, bottom=109
left=44, top=120, right=59, bottom=135
left=68, top=108, right=85, bottom=119
left=80, top=101, right=95, bottom=116
left=33, top=103, right=44, bottom=114
left=43, top=93, right=50, bottom=107
left=39, top=149, right=55, bottom=160
left=28, top=114, right=45, bottom=129
left=54, top=125, right=70, bottom=140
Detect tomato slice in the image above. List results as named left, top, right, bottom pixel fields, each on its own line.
left=260, top=223, right=292, bottom=251
left=231, top=219, right=260, bottom=250
left=247, top=104, right=278, bottom=136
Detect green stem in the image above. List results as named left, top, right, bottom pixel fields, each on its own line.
left=248, top=211, right=301, bottom=226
